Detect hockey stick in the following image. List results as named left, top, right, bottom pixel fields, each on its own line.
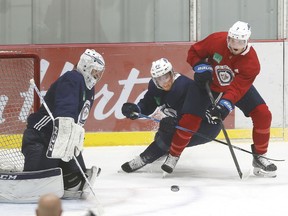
left=205, top=82, right=243, bottom=179
left=136, top=113, right=284, bottom=162
left=29, top=79, right=99, bottom=199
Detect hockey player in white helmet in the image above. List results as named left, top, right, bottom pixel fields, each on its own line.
left=150, top=58, right=177, bottom=91
left=227, top=21, right=251, bottom=55
left=77, top=49, right=105, bottom=90
left=18, top=49, right=105, bottom=203
left=121, top=58, right=221, bottom=173
left=185, top=21, right=277, bottom=178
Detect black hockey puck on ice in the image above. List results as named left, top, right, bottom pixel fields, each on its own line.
left=171, top=185, right=179, bottom=192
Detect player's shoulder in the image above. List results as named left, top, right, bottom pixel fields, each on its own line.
left=206, top=31, right=227, bottom=40
left=174, top=73, right=193, bottom=84
left=247, top=44, right=258, bottom=55
left=236, top=45, right=260, bottom=74
left=60, top=70, right=84, bottom=84
left=62, top=70, right=82, bottom=79
left=240, top=44, right=260, bottom=62
left=147, top=79, right=159, bottom=92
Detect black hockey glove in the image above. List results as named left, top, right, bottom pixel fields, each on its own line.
left=205, top=108, right=219, bottom=125
left=122, top=102, right=140, bottom=120
left=159, top=116, right=177, bottom=134
left=206, top=99, right=234, bottom=122
left=193, top=61, right=213, bottom=89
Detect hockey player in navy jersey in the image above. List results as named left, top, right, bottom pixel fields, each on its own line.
left=121, top=58, right=221, bottom=173
left=21, top=49, right=105, bottom=199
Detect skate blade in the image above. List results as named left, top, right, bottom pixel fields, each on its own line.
left=162, top=171, right=169, bottom=178
left=253, top=167, right=276, bottom=178
left=96, top=167, right=101, bottom=177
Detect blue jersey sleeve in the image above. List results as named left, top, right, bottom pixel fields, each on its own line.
left=137, top=80, right=162, bottom=115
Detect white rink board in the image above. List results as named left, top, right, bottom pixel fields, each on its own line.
left=235, top=42, right=284, bottom=128
left=285, top=41, right=288, bottom=129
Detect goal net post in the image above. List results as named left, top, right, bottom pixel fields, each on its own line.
left=0, top=52, right=40, bottom=172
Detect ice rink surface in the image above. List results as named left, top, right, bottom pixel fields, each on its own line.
left=2, top=140, right=288, bottom=216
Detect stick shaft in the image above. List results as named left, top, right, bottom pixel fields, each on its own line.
left=205, top=82, right=243, bottom=179
left=30, top=79, right=55, bottom=121
left=136, top=113, right=283, bottom=162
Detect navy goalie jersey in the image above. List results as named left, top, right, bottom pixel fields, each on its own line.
left=27, top=70, right=94, bottom=134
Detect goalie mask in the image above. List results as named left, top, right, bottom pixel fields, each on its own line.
left=227, top=21, right=251, bottom=55
left=77, top=49, right=105, bottom=90
left=150, top=58, right=176, bottom=91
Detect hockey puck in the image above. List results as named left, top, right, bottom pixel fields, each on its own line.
left=171, top=185, right=179, bottom=192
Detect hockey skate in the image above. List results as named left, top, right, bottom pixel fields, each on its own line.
left=121, top=156, right=146, bottom=173
left=251, top=144, right=277, bottom=178
left=63, top=166, right=101, bottom=199
left=81, top=166, right=101, bottom=199
left=161, top=154, right=179, bottom=174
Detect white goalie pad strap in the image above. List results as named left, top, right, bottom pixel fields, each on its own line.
left=0, top=168, right=64, bottom=203
left=75, top=123, right=85, bottom=156
left=47, top=117, right=85, bottom=162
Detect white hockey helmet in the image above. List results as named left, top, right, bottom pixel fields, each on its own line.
left=228, top=21, right=251, bottom=41
left=77, top=49, right=105, bottom=89
left=150, top=58, right=174, bottom=90
left=150, top=58, right=173, bottom=78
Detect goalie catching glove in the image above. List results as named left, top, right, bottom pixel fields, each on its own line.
left=122, top=102, right=141, bottom=120
left=47, top=117, right=84, bottom=162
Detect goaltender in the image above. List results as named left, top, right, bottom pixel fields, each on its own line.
left=21, top=49, right=104, bottom=200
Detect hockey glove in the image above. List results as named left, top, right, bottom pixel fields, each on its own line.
left=122, top=102, right=140, bottom=120
left=207, top=99, right=234, bottom=122
left=159, top=116, right=177, bottom=134
left=205, top=107, right=219, bottom=125
left=193, top=61, right=213, bottom=89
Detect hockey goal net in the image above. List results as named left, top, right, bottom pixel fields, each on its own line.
left=0, top=52, right=40, bottom=172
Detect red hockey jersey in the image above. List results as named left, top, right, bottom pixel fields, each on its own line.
left=187, top=32, right=260, bottom=104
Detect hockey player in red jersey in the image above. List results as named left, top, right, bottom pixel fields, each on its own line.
left=162, top=21, right=277, bottom=177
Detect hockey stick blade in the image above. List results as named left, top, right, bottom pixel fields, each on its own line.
left=134, top=112, right=284, bottom=162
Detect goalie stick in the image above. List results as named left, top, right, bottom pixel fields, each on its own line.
left=29, top=79, right=102, bottom=209
left=205, top=82, right=243, bottom=179
left=134, top=113, right=284, bottom=162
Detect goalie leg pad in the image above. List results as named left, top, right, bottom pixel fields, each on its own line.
left=46, top=117, right=85, bottom=162
left=0, top=168, right=64, bottom=203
